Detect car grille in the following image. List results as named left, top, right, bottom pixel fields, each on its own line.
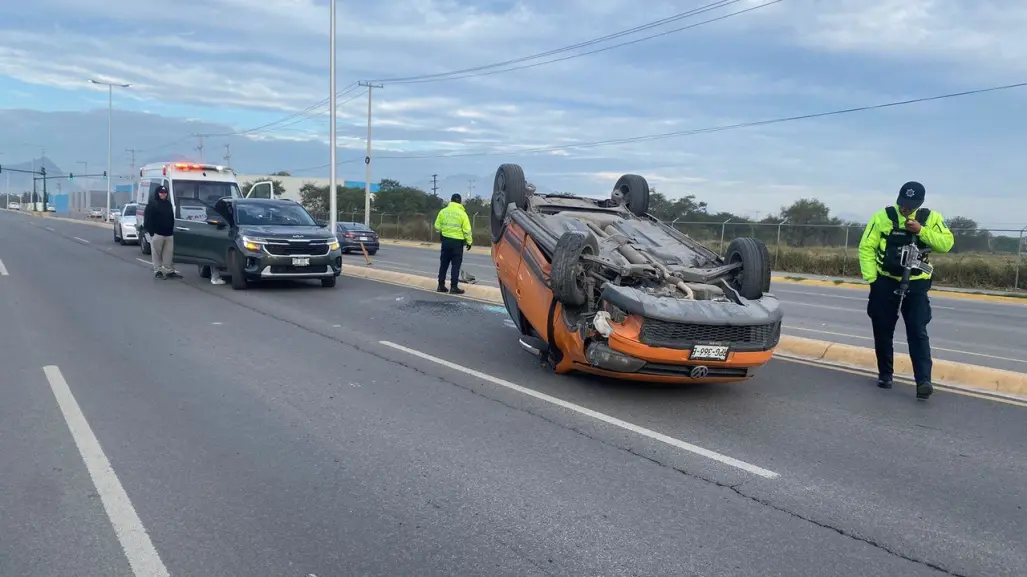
left=264, top=242, right=330, bottom=256
left=638, top=319, right=781, bottom=351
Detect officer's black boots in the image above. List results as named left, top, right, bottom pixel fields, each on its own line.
left=877, top=376, right=893, bottom=389
left=437, top=283, right=448, bottom=292
left=916, top=381, right=933, bottom=400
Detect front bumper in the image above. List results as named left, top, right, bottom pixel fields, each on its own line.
left=239, top=246, right=343, bottom=280
left=576, top=284, right=784, bottom=379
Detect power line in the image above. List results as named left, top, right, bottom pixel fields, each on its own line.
left=142, top=1, right=770, bottom=154
left=385, top=0, right=783, bottom=84
left=368, top=0, right=750, bottom=83
left=357, top=80, right=1027, bottom=161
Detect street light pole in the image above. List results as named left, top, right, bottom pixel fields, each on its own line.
left=90, top=79, right=131, bottom=221
left=329, top=0, right=337, bottom=234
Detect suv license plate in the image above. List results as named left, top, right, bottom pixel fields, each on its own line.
left=292, top=257, right=310, bottom=266
left=359, top=236, right=369, bottom=241
left=690, top=344, right=729, bottom=361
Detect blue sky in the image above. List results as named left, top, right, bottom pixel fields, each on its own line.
left=1, top=0, right=1025, bottom=228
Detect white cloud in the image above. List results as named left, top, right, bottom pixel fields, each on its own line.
left=0, top=0, right=1025, bottom=227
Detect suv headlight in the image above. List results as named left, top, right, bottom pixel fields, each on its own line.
left=241, top=236, right=266, bottom=251
left=329, top=239, right=340, bottom=250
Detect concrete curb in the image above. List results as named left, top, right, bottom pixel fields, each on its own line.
left=375, top=239, right=1027, bottom=305
left=341, top=263, right=1027, bottom=399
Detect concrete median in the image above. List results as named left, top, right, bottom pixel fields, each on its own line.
left=340, top=263, right=1027, bottom=400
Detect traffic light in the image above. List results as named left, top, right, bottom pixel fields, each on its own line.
left=103, top=170, right=108, bottom=180
left=69, top=172, right=74, bottom=181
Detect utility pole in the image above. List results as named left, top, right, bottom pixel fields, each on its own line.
left=358, top=81, right=383, bottom=226
left=126, top=148, right=139, bottom=176
left=431, top=174, right=438, bottom=196
left=328, top=0, right=338, bottom=232
left=195, top=135, right=204, bottom=161
left=467, top=178, right=475, bottom=197
left=223, top=143, right=231, bottom=167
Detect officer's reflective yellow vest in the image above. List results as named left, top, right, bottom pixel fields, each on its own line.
left=858, top=204, right=954, bottom=283
left=434, top=201, right=473, bottom=245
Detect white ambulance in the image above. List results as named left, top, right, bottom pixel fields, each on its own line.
left=134, top=162, right=276, bottom=255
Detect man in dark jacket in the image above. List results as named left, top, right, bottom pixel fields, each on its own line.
left=142, top=185, right=178, bottom=279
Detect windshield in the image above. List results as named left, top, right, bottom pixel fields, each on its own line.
left=235, top=203, right=317, bottom=226
left=340, top=223, right=374, bottom=233
left=123, top=206, right=137, bottom=216
left=172, top=180, right=241, bottom=206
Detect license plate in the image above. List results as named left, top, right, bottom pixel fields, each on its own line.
left=292, top=257, right=310, bottom=266
left=359, top=236, right=369, bottom=241
left=689, top=344, right=729, bottom=361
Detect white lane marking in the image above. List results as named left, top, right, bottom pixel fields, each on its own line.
left=777, top=289, right=968, bottom=312
left=379, top=341, right=780, bottom=479
left=46, top=226, right=56, bottom=231
left=786, top=326, right=1027, bottom=364
left=73, top=236, right=90, bottom=244
left=136, top=258, right=151, bottom=266
left=0, top=259, right=7, bottom=275
left=42, top=366, right=171, bottom=576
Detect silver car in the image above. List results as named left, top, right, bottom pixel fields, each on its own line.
left=114, top=203, right=139, bottom=245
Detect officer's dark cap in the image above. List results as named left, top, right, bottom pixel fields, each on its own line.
left=451, top=193, right=462, bottom=203
left=896, top=181, right=925, bottom=209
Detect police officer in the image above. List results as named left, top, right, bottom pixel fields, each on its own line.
left=858, top=181, right=954, bottom=400
left=434, top=193, right=473, bottom=295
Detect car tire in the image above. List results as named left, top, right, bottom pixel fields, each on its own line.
left=491, top=163, right=529, bottom=244
left=321, top=276, right=337, bottom=288
left=140, top=236, right=151, bottom=255
left=551, top=230, right=595, bottom=307
left=725, top=237, right=771, bottom=300
left=228, top=251, right=248, bottom=290
left=613, top=174, right=651, bottom=217
left=367, top=249, right=378, bottom=255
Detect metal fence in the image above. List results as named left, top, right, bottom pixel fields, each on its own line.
left=314, top=210, right=1027, bottom=293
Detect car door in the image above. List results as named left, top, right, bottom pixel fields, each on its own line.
left=245, top=181, right=276, bottom=199
left=191, top=199, right=236, bottom=267
left=170, top=178, right=204, bottom=264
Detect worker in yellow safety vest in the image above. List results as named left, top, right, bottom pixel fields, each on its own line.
left=434, top=193, right=473, bottom=295
left=858, top=181, right=954, bottom=400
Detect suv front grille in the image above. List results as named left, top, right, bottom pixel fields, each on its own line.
left=264, top=242, right=330, bottom=256
left=638, top=319, right=781, bottom=351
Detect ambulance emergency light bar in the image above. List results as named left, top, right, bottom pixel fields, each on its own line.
left=142, top=163, right=234, bottom=176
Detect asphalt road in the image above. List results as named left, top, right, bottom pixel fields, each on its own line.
left=2, top=209, right=1026, bottom=577
left=352, top=241, right=1027, bottom=374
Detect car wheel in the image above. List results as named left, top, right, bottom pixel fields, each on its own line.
left=613, top=174, right=651, bottom=217
left=367, top=249, right=377, bottom=255
left=725, top=237, right=771, bottom=300
left=229, top=251, right=248, bottom=290
left=491, top=163, right=529, bottom=244
left=550, top=231, right=595, bottom=307
left=321, top=276, right=337, bottom=288
left=140, top=236, right=151, bottom=255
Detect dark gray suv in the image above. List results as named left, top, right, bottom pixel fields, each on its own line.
left=172, top=198, right=343, bottom=289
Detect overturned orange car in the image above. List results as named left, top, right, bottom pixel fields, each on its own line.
left=489, top=163, right=783, bottom=384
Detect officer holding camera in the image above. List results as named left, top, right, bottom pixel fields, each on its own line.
left=858, top=181, right=955, bottom=400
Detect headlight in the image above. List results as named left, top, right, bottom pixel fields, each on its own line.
left=329, top=240, right=340, bottom=250
left=241, top=236, right=265, bottom=251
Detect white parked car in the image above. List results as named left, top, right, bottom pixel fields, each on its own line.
left=7, top=202, right=20, bottom=210
left=88, top=207, right=105, bottom=219
left=114, top=203, right=139, bottom=245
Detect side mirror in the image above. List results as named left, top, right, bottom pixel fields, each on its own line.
left=316, top=219, right=328, bottom=228
left=206, top=217, right=226, bottom=228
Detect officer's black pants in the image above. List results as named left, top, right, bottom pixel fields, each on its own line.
left=866, top=276, right=933, bottom=383
left=438, top=236, right=465, bottom=287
